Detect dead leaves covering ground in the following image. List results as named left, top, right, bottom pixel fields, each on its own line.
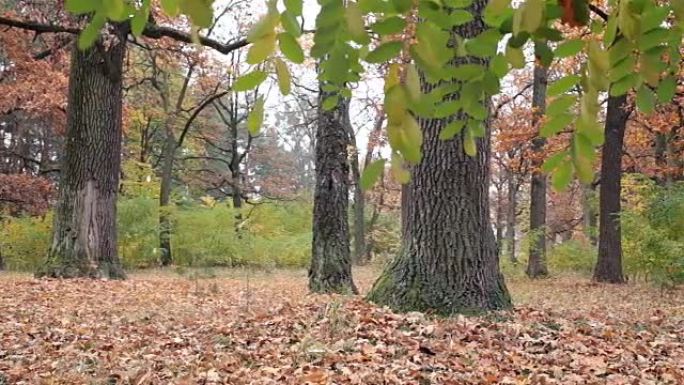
left=0, top=268, right=683, bottom=385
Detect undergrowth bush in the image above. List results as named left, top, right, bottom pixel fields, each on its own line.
left=1, top=198, right=315, bottom=271
left=622, top=179, right=684, bottom=287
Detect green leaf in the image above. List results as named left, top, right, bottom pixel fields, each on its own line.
left=485, top=0, right=511, bottom=16
left=449, top=64, right=486, bottom=80
left=233, top=70, right=268, bottom=91
left=391, top=155, right=410, bottom=183
left=636, top=85, right=655, bottom=114
left=360, top=159, right=386, bottom=190
left=281, top=10, right=302, bottom=37
left=520, top=0, right=544, bottom=34
left=445, top=0, right=473, bottom=8
left=490, top=54, right=509, bottom=78
left=371, top=17, right=407, bottom=35
left=391, top=0, right=412, bottom=13
left=450, top=10, right=475, bottom=26
left=604, top=15, right=618, bottom=46
left=638, top=27, right=669, bottom=52
left=547, top=75, right=581, bottom=97
left=546, top=95, right=576, bottom=116
left=540, top=113, right=573, bottom=137
left=322, top=95, right=340, bottom=111
left=366, top=41, right=403, bottom=63
left=285, top=0, right=303, bottom=16
left=131, top=0, right=151, bottom=37
left=400, top=116, right=423, bottom=163
left=505, top=45, right=525, bottom=68
left=641, top=6, right=670, bottom=33
left=609, top=73, right=638, bottom=96
left=247, top=33, right=276, bottom=64
left=278, top=32, right=305, bottom=63
left=656, top=76, right=677, bottom=103
left=542, top=151, right=567, bottom=173
left=554, top=39, right=584, bottom=58
left=161, top=0, right=180, bottom=16
left=463, top=127, right=477, bottom=156
left=359, top=0, right=387, bottom=12
left=103, top=0, right=127, bottom=21
left=405, top=64, right=422, bottom=101
left=247, top=97, right=265, bottom=135
left=439, top=119, right=466, bottom=140
left=551, top=161, right=572, bottom=190
left=180, top=0, right=214, bottom=28
left=346, top=2, right=370, bottom=44
left=65, top=0, right=98, bottom=14
left=78, top=14, right=105, bottom=49
left=248, top=14, right=279, bottom=42
left=275, top=58, right=291, bottom=95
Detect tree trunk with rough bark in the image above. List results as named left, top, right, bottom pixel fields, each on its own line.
left=527, top=61, right=548, bottom=278
left=37, top=30, right=127, bottom=279
left=367, top=0, right=511, bottom=314
left=594, top=94, right=630, bottom=283
left=309, top=93, right=357, bottom=294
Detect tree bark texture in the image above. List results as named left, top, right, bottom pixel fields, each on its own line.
left=367, top=0, right=511, bottom=314
left=594, top=94, right=630, bottom=283
left=309, top=93, right=358, bottom=294
left=527, top=61, right=549, bottom=278
left=37, top=30, right=127, bottom=279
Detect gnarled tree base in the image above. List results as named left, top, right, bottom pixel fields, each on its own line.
left=367, top=249, right=511, bottom=316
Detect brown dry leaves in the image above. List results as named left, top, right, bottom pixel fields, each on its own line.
left=0, top=269, right=682, bottom=385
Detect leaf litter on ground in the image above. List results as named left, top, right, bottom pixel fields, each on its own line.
left=0, top=267, right=682, bottom=384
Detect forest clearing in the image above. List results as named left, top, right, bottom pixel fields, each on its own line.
left=1, top=268, right=683, bottom=384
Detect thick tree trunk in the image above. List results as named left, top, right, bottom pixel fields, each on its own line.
left=367, top=0, right=510, bottom=314
left=594, top=94, right=630, bottom=283
left=527, top=62, right=548, bottom=278
left=309, top=93, right=357, bottom=294
left=37, top=31, right=127, bottom=279
left=505, top=173, right=517, bottom=264
left=158, top=133, right=175, bottom=266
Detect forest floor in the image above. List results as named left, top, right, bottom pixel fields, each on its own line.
left=0, top=267, right=683, bottom=385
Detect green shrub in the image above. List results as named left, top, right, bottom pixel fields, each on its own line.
left=0, top=214, right=51, bottom=271
left=547, top=239, right=596, bottom=275
left=622, top=181, right=684, bottom=286
left=1, top=198, right=315, bottom=271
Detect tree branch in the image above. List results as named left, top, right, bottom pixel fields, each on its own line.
left=176, top=90, right=230, bottom=148
left=0, top=17, right=249, bottom=56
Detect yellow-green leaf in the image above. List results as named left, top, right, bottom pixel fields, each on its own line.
left=233, top=70, right=268, bottom=91
left=346, top=2, right=370, bottom=44
left=247, top=33, right=276, bottom=64
left=247, top=97, right=265, bottom=135
left=275, top=59, right=291, bottom=95
left=360, top=159, right=386, bottom=190
left=278, top=32, right=305, bottom=64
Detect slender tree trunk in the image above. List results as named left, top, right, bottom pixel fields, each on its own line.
left=367, top=0, right=511, bottom=314
left=37, top=30, right=127, bottom=279
left=351, top=154, right=366, bottom=265
left=505, top=173, right=517, bottom=264
left=158, top=132, right=175, bottom=266
left=581, top=184, right=598, bottom=245
left=309, top=92, right=357, bottom=294
left=494, top=184, right=505, bottom=256
left=594, top=94, right=630, bottom=283
left=527, top=61, right=548, bottom=278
